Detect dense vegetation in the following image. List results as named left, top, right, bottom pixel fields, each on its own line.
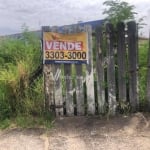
left=102, top=0, right=145, bottom=29
left=139, top=39, right=149, bottom=110
left=0, top=28, right=149, bottom=129
left=0, top=31, right=52, bottom=129
left=103, top=0, right=136, bottom=25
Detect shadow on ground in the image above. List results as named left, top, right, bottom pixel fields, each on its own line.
left=0, top=113, right=150, bottom=150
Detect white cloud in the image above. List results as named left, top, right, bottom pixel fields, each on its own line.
left=0, top=0, right=149, bottom=37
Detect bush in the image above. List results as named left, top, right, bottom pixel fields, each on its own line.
left=138, top=39, right=149, bottom=109
left=0, top=30, right=44, bottom=120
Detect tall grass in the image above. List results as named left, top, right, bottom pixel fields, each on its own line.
left=0, top=30, right=45, bottom=123
left=138, top=39, right=149, bottom=110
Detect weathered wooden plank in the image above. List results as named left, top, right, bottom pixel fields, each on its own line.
left=64, top=64, right=74, bottom=116
left=127, top=21, right=139, bottom=112
left=117, top=22, right=127, bottom=102
left=43, top=65, right=55, bottom=112
left=106, top=23, right=117, bottom=115
left=60, top=26, right=74, bottom=116
left=146, top=34, right=150, bottom=110
left=54, top=64, right=63, bottom=116
left=71, top=25, right=85, bottom=115
left=75, top=64, right=84, bottom=115
left=95, top=26, right=105, bottom=114
left=42, top=26, right=55, bottom=113
left=85, top=25, right=95, bottom=115
left=50, top=27, right=64, bottom=116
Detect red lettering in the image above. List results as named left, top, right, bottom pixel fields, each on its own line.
left=45, top=41, right=53, bottom=49
left=53, top=41, right=59, bottom=50
left=75, top=42, right=82, bottom=50
left=44, top=41, right=83, bottom=50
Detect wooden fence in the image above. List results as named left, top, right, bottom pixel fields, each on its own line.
left=42, top=21, right=139, bottom=116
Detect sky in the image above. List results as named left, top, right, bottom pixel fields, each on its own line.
left=0, top=0, right=149, bottom=37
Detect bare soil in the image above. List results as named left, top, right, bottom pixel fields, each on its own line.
left=0, top=112, right=150, bottom=150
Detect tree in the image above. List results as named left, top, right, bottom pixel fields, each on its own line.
left=103, top=0, right=137, bottom=26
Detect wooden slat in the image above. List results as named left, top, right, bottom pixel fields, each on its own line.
left=61, top=26, right=74, bottom=116
left=85, top=25, right=95, bottom=115
left=50, top=27, right=64, bottom=116
left=95, top=26, right=105, bottom=114
left=127, top=21, right=139, bottom=112
left=64, top=64, right=74, bottom=116
left=42, top=26, right=55, bottom=113
left=43, top=65, right=55, bottom=112
left=54, top=64, right=63, bottom=116
left=117, top=22, right=127, bottom=102
left=72, top=25, right=85, bottom=115
left=75, top=64, right=84, bottom=115
left=106, top=23, right=117, bottom=115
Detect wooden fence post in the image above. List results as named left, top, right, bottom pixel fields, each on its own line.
left=73, top=25, right=85, bottom=115
left=50, top=27, right=64, bottom=116
left=42, top=26, right=55, bottom=113
left=127, top=21, right=139, bottom=112
left=95, top=26, right=105, bottom=114
left=63, top=26, right=74, bottom=116
left=85, top=25, right=95, bottom=115
left=64, top=64, right=74, bottom=116
left=117, top=22, right=127, bottom=102
left=106, top=23, right=117, bottom=115
left=54, top=64, right=64, bottom=116
left=75, top=64, right=84, bottom=115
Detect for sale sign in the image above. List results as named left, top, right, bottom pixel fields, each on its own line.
left=43, top=32, right=88, bottom=64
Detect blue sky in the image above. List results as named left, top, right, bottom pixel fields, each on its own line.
left=0, top=0, right=149, bottom=37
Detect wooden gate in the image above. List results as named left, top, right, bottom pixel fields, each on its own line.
left=42, top=21, right=139, bottom=116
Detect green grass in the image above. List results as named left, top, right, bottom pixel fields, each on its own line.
left=15, top=114, right=53, bottom=128
left=0, top=119, right=11, bottom=129
left=0, top=114, right=54, bottom=130
left=0, top=30, right=54, bottom=129
left=138, top=39, right=149, bottom=110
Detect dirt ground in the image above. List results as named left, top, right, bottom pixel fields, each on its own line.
left=0, top=112, right=150, bottom=150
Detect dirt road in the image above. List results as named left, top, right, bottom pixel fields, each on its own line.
left=0, top=113, right=150, bottom=150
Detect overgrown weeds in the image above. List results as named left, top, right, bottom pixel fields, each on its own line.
left=0, top=30, right=53, bottom=129
left=138, top=39, right=149, bottom=110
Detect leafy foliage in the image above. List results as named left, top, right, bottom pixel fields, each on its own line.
left=103, top=0, right=136, bottom=25
left=0, top=30, right=44, bottom=122
left=138, top=39, right=149, bottom=110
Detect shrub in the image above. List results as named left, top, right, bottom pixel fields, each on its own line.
left=0, top=30, right=43, bottom=119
